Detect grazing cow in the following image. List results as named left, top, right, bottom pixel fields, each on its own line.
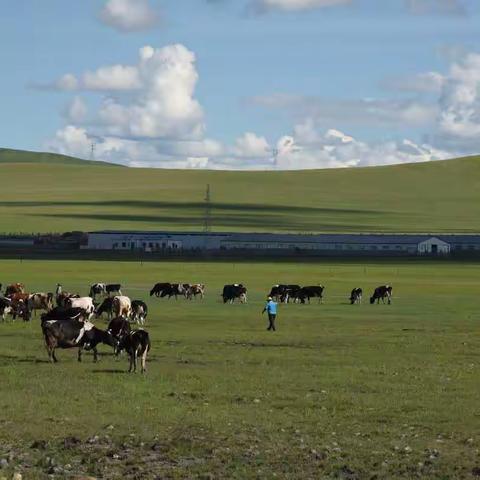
left=107, top=316, right=131, bottom=354
left=350, top=287, right=363, bottom=305
left=112, top=296, right=132, bottom=318
left=27, top=293, right=54, bottom=316
left=131, top=300, right=148, bottom=325
left=0, top=297, right=12, bottom=321
left=269, top=284, right=301, bottom=303
left=5, top=283, right=25, bottom=296
left=41, top=307, right=87, bottom=322
left=222, top=284, right=247, bottom=304
left=56, top=291, right=80, bottom=308
left=67, top=297, right=95, bottom=317
left=89, top=283, right=106, bottom=300
left=186, top=284, right=205, bottom=300
left=156, top=283, right=186, bottom=300
left=9, top=293, right=32, bottom=321
left=295, top=285, right=325, bottom=304
left=95, top=297, right=115, bottom=319
left=42, top=317, right=115, bottom=363
left=150, top=283, right=171, bottom=297
left=90, top=283, right=123, bottom=298
left=370, top=285, right=393, bottom=305
left=118, top=329, right=151, bottom=373
left=106, top=284, right=122, bottom=296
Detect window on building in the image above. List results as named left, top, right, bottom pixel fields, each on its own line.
left=121, top=242, right=126, bottom=248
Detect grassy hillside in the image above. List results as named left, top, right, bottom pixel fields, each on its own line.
left=0, top=148, right=120, bottom=167
left=0, top=150, right=479, bottom=233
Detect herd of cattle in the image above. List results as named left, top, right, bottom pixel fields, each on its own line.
left=0, top=280, right=393, bottom=373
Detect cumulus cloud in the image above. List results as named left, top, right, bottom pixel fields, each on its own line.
left=273, top=120, right=451, bottom=170
left=252, top=94, right=438, bottom=128
left=100, top=0, right=158, bottom=32
left=64, top=96, right=88, bottom=123
left=45, top=42, right=478, bottom=170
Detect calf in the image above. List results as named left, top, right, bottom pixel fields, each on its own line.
left=112, top=296, right=132, bottom=318
left=42, top=317, right=115, bottom=363
left=350, top=287, right=363, bottom=305
left=131, top=300, right=148, bottom=325
left=118, top=329, right=151, bottom=373
left=370, top=285, right=393, bottom=305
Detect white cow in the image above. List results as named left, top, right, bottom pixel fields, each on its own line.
left=68, top=297, right=95, bottom=318
left=113, top=296, right=131, bottom=318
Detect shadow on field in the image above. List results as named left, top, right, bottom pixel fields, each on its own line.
left=0, top=199, right=385, bottom=216
left=0, top=354, right=49, bottom=364
left=28, top=212, right=374, bottom=232
left=91, top=369, right=125, bottom=374
left=209, top=341, right=319, bottom=349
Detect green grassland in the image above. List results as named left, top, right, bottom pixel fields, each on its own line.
left=0, top=258, right=479, bottom=478
left=0, top=150, right=480, bottom=234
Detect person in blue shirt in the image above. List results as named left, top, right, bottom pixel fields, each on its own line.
left=262, top=296, right=278, bottom=331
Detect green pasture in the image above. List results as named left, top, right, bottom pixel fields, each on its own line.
left=0, top=152, right=480, bottom=234
left=0, top=258, right=479, bottom=478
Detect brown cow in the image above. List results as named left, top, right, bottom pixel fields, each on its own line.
left=5, top=283, right=25, bottom=296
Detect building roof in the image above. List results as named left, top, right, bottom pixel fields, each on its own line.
left=88, top=231, right=480, bottom=245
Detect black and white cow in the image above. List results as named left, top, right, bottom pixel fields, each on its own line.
left=0, top=297, right=12, bottom=321
left=296, top=285, right=325, bottom=304
left=41, top=306, right=87, bottom=322
left=42, top=317, right=116, bottom=363
left=89, top=283, right=122, bottom=300
left=269, top=284, right=301, bottom=303
left=350, top=287, right=363, bottom=305
left=107, top=316, right=131, bottom=355
left=370, top=285, right=393, bottom=305
left=95, top=297, right=115, bottom=319
left=131, top=300, right=148, bottom=325
left=222, top=284, right=247, bottom=304
left=149, top=283, right=171, bottom=297
left=117, top=329, right=151, bottom=373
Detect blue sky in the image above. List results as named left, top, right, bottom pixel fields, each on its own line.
left=1, top=0, right=480, bottom=169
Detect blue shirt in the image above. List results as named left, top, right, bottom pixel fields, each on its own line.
left=266, top=300, right=277, bottom=314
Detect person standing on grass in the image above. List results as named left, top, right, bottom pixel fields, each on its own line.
left=262, top=296, right=278, bottom=331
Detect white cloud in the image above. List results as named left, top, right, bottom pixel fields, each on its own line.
left=249, top=0, right=351, bottom=13
left=100, top=0, right=158, bottom=32
left=65, top=96, right=88, bottom=123
left=232, top=132, right=270, bottom=158
left=46, top=43, right=479, bottom=171
left=83, top=65, right=141, bottom=91
left=57, top=74, right=79, bottom=91
left=252, top=94, right=438, bottom=128
left=94, top=44, right=205, bottom=140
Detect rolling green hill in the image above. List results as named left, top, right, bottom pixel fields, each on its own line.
left=0, top=148, right=121, bottom=167
left=0, top=149, right=479, bottom=234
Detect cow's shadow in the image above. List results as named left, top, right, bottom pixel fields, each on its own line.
left=91, top=369, right=125, bottom=374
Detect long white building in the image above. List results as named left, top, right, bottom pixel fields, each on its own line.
left=84, top=231, right=480, bottom=255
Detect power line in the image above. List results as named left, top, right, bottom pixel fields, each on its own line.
left=204, top=184, right=212, bottom=232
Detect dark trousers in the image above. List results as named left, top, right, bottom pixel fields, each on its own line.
left=267, top=313, right=276, bottom=331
